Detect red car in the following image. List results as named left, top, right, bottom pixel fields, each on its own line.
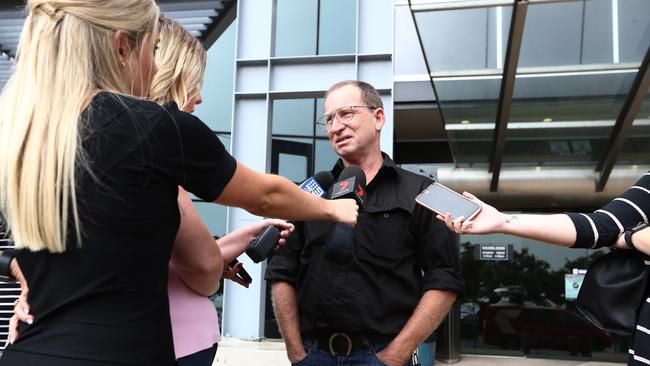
left=483, top=303, right=613, bottom=356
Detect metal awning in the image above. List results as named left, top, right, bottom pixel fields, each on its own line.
left=407, top=0, right=650, bottom=192
left=0, top=0, right=236, bottom=89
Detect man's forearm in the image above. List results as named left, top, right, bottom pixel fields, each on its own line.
left=381, top=290, right=457, bottom=363
left=271, top=281, right=304, bottom=361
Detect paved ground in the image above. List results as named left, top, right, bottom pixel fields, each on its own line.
left=450, top=355, right=623, bottom=366
left=213, top=339, right=626, bottom=366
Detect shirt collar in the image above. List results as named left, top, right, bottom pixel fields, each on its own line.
left=331, top=152, right=399, bottom=180
left=331, top=152, right=413, bottom=213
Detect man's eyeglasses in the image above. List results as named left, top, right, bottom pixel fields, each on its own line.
left=316, top=105, right=378, bottom=131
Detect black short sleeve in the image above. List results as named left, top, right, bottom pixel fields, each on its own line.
left=151, top=103, right=237, bottom=202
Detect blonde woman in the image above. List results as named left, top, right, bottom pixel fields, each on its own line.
left=151, top=17, right=286, bottom=366
left=0, top=1, right=357, bottom=365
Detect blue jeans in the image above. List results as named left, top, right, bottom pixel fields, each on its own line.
left=292, top=338, right=414, bottom=366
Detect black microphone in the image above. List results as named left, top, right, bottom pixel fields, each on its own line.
left=324, top=166, right=366, bottom=265
left=299, top=171, right=335, bottom=198
left=245, top=171, right=335, bottom=263
left=330, top=166, right=366, bottom=208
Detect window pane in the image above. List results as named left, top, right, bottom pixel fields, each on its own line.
left=518, top=2, right=584, bottom=68
left=195, top=23, right=236, bottom=132
left=437, top=77, right=503, bottom=167
left=414, top=8, right=490, bottom=71
left=581, top=0, right=613, bottom=64
left=273, top=137, right=312, bottom=182
left=280, top=152, right=309, bottom=182
left=315, top=98, right=327, bottom=137
left=272, top=99, right=315, bottom=136
left=274, top=0, right=317, bottom=57
left=315, top=139, right=338, bottom=173
left=619, top=0, right=650, bottom=63
left=318, top=0, right=356, bottom=55
left=194, top=202, right=228, bottom=237
left=620, top=92, right=650, bottom=165
left=459, top=230, right=627, bottom=361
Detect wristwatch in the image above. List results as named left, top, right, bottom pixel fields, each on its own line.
left=624, top=222, right=649, bottom=251
left=0, top=249, right=17, bottom=282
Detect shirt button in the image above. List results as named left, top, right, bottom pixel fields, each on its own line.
left=384, top=213, right=390, bottom=218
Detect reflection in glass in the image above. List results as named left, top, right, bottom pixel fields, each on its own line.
left=459, top=233, right=628, bottom=360
left=620, top=92, right=650, bottom=165
left=413, top=5, right=511, bottom=167
left=504, top=58, right=638, bottom=166
left=436, top=77, right=502, bottom=166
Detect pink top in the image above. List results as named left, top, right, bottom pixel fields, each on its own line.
left=167, top=262, right=221, bottom=359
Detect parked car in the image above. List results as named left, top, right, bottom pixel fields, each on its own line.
left=483, top=303, right=613, bottom=356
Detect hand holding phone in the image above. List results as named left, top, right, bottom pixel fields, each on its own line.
left=415, top=182, right=481, bottom=221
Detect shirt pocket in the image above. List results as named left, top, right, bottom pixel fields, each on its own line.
left=356, top=207, right=412, bottom=266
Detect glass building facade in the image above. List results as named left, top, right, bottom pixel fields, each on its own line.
left=208, top=0, right=648, bottom=363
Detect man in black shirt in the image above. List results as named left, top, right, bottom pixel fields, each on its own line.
left=266, top=80, right=464, bottom=366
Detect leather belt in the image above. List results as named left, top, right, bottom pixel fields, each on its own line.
left=310, top=332, right=387, bottom=357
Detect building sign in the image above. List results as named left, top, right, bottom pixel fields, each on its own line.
left=474, top=244, right=513, bottom=261
left=564, top=269, right=586, bottom=300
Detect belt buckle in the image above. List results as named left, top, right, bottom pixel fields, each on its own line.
left=328, top=332, right=352, bottom=357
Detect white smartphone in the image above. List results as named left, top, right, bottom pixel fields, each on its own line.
left=415, top=182, right=481, bottom=221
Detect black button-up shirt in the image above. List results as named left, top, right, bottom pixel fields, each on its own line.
left=266, top=154, right=464, bottom=338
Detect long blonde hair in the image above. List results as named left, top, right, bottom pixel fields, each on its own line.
left=149, top=17, right=207, bottom=110
left=0, top=0, right=160, bottom=253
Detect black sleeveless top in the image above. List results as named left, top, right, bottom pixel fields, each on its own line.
left=1, top=92, right=236, bottom=365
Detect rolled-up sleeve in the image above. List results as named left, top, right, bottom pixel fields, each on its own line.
left=414, top=202, right=465, bottom=297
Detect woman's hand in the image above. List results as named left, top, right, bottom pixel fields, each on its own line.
left=328, top=198, right=359, bottom=227
left=8, top=259, right=33, bottom=345
left=612, top=226, right=650, bottom=256
left=218, top=219, right=295, bottom=263
left=436, top=192, right=506, bottom=235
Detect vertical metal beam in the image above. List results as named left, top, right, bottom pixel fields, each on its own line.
left=595, top=45, right=650, bottom=191
left=489, top=0, right=527, bottom=192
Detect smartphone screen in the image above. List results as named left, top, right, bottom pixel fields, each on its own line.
left=415, top=182, right=481, bottom=221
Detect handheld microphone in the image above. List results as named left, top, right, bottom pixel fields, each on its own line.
left=299, top=171, right=335, bottom=198
left=324, top=166, right=366, bottom=265
left=245, top=171, right=335, bottom=263
left=330, top=166, right=366, bottom=208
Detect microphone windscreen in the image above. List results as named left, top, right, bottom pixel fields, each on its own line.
left=313, top=171, right=335, bottom=191
left=338, top=166, right=366, bottom=189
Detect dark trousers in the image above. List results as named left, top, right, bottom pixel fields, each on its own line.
left=176, top=343, right=218, bottom=366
